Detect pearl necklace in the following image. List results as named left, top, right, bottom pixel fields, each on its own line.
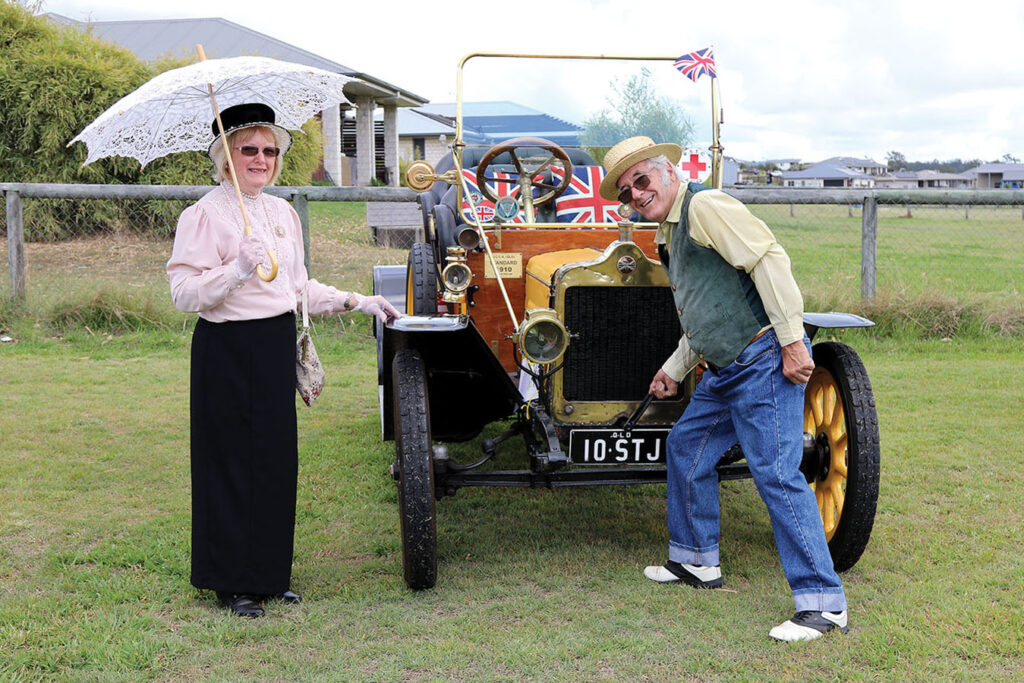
left=258, top=195, right=287, bottom=239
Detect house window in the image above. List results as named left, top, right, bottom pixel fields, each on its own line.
left=413, top=138, right=425, bottom=161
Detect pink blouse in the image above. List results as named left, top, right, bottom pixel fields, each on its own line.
left=167, top=183, right=350, bottom=322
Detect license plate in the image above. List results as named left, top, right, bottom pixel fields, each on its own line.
left=568, top=428, right=668, bottom=464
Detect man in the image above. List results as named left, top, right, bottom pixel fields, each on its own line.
left=599, top=136, right=848, bottom=642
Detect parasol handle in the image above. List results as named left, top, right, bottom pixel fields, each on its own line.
left=197, top=44, right=278, bottom=282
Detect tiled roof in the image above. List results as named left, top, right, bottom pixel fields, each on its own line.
left=408, top=101, right=582, bottom=146
left=779, top=163, right=872, bottom=180
left=818, top=156, right=885, bottom=168
left=969, top=163, right=1024, bottom=173
left=45, top=13, right=426, bottom=105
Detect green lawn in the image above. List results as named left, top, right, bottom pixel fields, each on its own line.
left=1, top=331, right=1022, bottom=680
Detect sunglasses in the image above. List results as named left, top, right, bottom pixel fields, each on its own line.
left=617, top=172, right=652, bottom=204
left=234, top=145, right=281, bottom=158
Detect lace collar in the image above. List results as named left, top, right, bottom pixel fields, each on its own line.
left=220, top=180, right=261, bottom=201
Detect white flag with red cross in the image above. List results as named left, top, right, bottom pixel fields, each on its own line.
left=678, top=148, right=713, bottom=184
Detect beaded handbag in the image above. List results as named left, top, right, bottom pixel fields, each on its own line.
left=295, top=285, right=325, bottom=406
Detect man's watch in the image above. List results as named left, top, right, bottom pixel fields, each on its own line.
left=343, top=292, right=356, bottom=311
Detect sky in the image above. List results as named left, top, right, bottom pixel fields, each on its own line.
left=40, top=0, right=1024, bottom=164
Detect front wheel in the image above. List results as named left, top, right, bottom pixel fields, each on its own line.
left=803, top=342, right=880, bottom=572
left=393, top=349, right=438, bottom=589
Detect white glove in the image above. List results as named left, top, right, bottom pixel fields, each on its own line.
left=233, top=235, right=267, bottom=280
left=353, top=294, right=402, bottom=323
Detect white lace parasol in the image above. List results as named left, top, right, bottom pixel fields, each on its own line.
left=70, top=55, right=358, bottom=167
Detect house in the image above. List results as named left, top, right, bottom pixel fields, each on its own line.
left=766, top=158, right=800, bottom=172
left=875, top=169, right=974, bottom=190
left=817, top=156, right=887, bottom=177
left=1001, top=170, right=1024, bottom=189
left=968, top=163, right=1024, bottom=189
left=422, top=101, right=582, bottom=147
left=912, top=170, right=974, bottom=189
left=873, top=170, right=920, bottom=190
left=47, top=14, right=428, bottom=187
left=778, top=162, right=875, bottom=188
left=380, top=108, right=487, bottom=167
left=393, top=102, right=583, bottom=166
left=722, top=157, right=739, bottom=186
left=734, top=166, right=769, bottom=185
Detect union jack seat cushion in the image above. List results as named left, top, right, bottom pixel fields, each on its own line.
left=550, top=166, right=623, bottom=225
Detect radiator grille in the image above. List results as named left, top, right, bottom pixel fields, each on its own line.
left=562, top=286, right=680, bottom=401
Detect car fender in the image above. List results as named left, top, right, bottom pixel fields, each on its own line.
left=803, top=312, right=875, bottom=341
left=379, top=315, right=521, bottom=442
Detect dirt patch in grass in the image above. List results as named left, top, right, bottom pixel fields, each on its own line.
left=26, top=233, right=171, bottom=278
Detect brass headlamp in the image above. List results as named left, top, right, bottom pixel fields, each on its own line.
left=514, top=308, right=569, bottom=365
left=441, top=246, right=472, bottom=303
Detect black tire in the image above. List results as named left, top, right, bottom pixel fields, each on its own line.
left=803, top=341, right=880, bottom=572
left=393, top=349, right=437, bottom=590
left=405, top=242, right=438, bottom=315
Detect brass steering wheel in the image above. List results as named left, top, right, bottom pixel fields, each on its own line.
left=475, top=136, right=574, bottom=207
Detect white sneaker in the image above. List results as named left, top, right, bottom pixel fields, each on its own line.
left=769, top=611, right=849, bottom=642
left=643, top=561, right=723, bottom=589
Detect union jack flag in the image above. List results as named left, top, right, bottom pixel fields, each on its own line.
left=550, top=166, right=622, bottom=225
left=674, top=47, right=716, bottom=82
left=460, top=169, right=532, bottom=223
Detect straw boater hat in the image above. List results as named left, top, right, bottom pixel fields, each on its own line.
left=207, top=102, right=293, bottom=159
left=599, top=136, right=683, bottom=201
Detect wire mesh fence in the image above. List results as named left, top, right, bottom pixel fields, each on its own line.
left=3, top=184, right=1023, bottom=317
left=733, top=189, right=1024, bottom=314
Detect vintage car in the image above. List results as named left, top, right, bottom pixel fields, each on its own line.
left=374, top=54, right=880, bottom=590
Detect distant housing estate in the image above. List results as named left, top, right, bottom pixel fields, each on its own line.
left=768, top=157, right=1022, bottom=190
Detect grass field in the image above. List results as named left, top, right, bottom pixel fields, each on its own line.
left=749, top=203, right=1024, bottom=309
left=1, top=202, right=1022, bottom=680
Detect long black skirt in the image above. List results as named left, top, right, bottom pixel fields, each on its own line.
left=190, top=312, right=297, bottom=595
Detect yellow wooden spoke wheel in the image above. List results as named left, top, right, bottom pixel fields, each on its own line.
left=804, top=366, right=849, bottom=540
left=802, top=342, right=881, bottom=572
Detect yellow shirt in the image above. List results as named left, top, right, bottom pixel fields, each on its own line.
left=658, top=184, right=805, bottom=381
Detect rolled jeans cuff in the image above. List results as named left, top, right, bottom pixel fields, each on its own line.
left=793, top=587, right=847, bottom=613
left=669, top=540, right=720, bottom=568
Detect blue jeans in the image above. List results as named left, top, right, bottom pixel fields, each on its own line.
left=665, top=330, right=847, bottom=613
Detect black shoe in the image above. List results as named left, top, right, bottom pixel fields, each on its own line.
left=267, top=590, right=302, bottom=604
left=216, top=592, right=265, bottom=618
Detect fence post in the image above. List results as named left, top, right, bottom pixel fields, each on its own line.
left=861, top=196, right=877, bottom=301
left=6, top=189, right=25, bottom=303
left=292, top=191, right=311, bottom=274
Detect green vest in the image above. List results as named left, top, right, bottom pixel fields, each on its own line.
left=664, top=182, right=771, bottom=368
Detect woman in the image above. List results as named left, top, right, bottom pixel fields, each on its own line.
left=167, top=103, right=400, bottom=618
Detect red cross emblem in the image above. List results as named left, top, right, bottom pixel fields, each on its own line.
left=680, top=153, right=708, bottom=180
